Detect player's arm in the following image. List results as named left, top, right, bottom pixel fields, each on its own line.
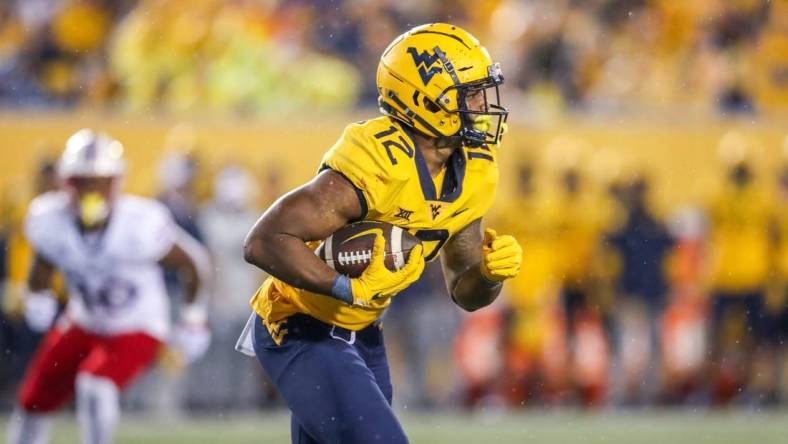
left=441, top=219, right=498, bottom=311
left=23, top=254, right=59, bottom=332
left=243, top=169, right=424, bottom=305
left=244, top=169, right=360, bottom=293
left=28, top=254, right=56, bottom=292
left=441, top=219, right=522, bottom=311
left=159, top=229, right=213, bottom=363
left=159, top=228, right=212, bottom=307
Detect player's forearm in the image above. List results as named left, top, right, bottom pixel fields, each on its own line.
left=450, top=264, right=502, bottom=311
left=181, top=270, right=201, bottom=305
left=244, top=231, right=338, bottom=295
left=243, top=170, right=365, bottom=296
left=28, top=255, right=55, bottom=292
left=170, top=230, right=213, bottom=306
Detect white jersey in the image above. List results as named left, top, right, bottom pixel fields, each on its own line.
left=25, top=192, right=178, bottom=340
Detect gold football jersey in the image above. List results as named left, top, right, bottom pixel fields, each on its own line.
left=250, top=116, right=499, bottom=330
left=707, top=183, right=773, bottom=292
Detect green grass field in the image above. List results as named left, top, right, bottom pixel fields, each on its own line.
left=3, top=410, right=788, bottom=444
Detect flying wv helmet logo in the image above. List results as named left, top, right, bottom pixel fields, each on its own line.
left=407, top=47, right=443, bottom=86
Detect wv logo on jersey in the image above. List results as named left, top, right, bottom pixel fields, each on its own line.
left=407, top=47, right=443, bottom=86
left=430, top=203, right=443, bottom=220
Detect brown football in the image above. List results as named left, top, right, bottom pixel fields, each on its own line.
left=315, top=221, right=421, bottom=278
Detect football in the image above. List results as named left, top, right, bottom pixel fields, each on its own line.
left=315, top=221, right=421, bottom=278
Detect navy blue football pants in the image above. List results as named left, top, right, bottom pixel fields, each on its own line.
left=252, top=313, right=408, bottom=444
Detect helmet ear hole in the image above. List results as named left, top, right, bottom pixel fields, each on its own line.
left=423, top=97, right=441, bottom=113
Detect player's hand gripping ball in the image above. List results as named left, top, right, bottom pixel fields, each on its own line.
left=350, top=234, right=424, bottom=306
left=317, top=221, right=425, bottom=306
left=480, top=228, right=522, bottom=283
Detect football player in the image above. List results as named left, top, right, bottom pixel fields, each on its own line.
left=239, top=24, right=522, bottom=443
left=7, top=129, right=212, bottom=444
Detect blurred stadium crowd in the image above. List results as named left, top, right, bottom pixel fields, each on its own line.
left=0, top=0, right=786, bottom=115
left=471, top=131, right=788, bottom=409
left=1, top=0, right=788, bottom=417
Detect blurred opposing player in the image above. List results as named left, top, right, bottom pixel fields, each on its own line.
left=239, top=23, right=522, bottom=443
left=7, top=129, right=212, bottom=444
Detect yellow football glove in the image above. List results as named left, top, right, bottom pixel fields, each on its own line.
left=480, top=228, right=522, bottom=283
left=346, top=235, right=425, bottom=306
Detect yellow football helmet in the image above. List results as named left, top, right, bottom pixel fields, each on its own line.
left=377, top=23, right=508, bottom=147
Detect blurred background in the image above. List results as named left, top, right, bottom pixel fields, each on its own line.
left=1, top=0, right=788, bottom=441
